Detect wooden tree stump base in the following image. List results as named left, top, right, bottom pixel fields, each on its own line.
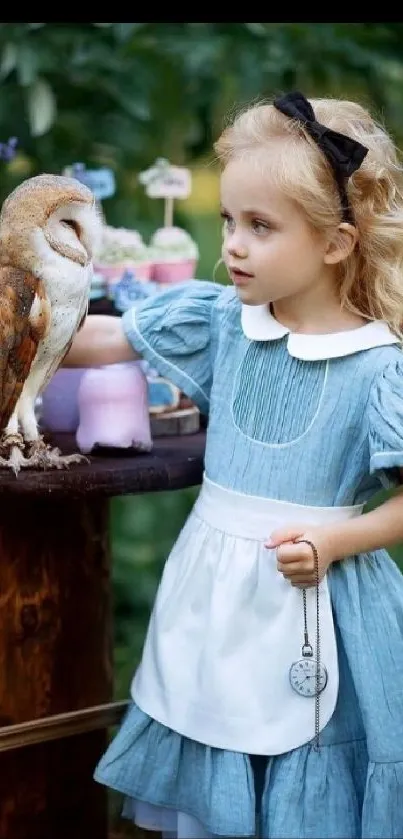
left=150, top=406, right=200, bottom=437
left=0, top=496, right=112, bottom=839
left=0, top=432, right=206, bottom=839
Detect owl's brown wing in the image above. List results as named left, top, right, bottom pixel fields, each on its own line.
left=0, top=266, right=50, bottom=429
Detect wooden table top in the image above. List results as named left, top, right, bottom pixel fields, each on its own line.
left=0, top=431, right=206, bottom=499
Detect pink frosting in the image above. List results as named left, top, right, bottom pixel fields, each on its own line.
left=76, top=362, right=153, bottom=453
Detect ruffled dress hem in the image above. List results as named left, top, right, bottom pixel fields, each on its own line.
left=94, top=699, right=403, bottom=838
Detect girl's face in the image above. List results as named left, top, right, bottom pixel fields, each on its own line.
left=220, top=154, right=333, bottom=307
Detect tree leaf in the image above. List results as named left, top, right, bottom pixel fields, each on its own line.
left=16, top=45, right=38, bottom=86
left=0, top=43, right=17, bottom=80
left=114, top=23, right=146, bottom=41
left=27, top=78, right=56, bottom=136
left=244, top=23, right=267, bottom=36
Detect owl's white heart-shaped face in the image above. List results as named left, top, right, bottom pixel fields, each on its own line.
left=0, top=173, right=102, bottom=271
left=44, top=199, right=102, bottom=267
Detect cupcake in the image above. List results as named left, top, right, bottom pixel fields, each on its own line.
left=94, top=225, right=153, bottom=297
left=149, top=226, right=199, bottom=284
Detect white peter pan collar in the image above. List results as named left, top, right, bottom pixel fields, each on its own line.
left=241, top=303, right=400, bottom=360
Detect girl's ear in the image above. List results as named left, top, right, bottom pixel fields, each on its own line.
left=324, top=222, right=358, bottom=265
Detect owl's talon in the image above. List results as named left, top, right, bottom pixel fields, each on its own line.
left=0, top=446, right=30, bottom=476
left=26, top=438, right=89, bottom=469
left=26, top=435, right=57, bottom=459
left=0, top=432, right=24, bottom=457
left=0, top=433, right=29, bottom=474
left=0, top=434, right=88, bottom=473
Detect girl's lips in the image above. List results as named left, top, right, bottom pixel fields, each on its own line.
left=230, top=269, right=253, bottom=285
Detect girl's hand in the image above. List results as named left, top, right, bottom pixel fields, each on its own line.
left=265, top=526, right=336, bottom=588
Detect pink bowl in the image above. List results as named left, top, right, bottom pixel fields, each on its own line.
left=152, top=258, right=197, bottom=284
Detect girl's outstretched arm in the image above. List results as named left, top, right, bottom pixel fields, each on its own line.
left=63, top=315, right=141, bottom=368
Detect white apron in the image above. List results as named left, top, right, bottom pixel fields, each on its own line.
left=132, top=476, right=363, bottom=755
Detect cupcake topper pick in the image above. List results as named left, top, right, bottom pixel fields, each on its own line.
left=139, top=158, right=191, bottom=227
left=63, top=162, right=116, bottom=220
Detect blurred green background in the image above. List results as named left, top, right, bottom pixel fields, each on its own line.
left=1, top=22, right=403, bottom=833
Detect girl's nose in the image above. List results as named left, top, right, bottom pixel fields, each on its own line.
left=226, top=236, right=248, bottom=259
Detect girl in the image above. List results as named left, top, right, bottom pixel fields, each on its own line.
left=65, top=91, right=403, bottom=839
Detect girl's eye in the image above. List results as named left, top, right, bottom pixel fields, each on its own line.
left=221, top=212, right=235, bottom=233
left=252, top=219, right=269, bottom=233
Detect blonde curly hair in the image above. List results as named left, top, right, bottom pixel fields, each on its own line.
left=214, top=97, right=403, bottom=339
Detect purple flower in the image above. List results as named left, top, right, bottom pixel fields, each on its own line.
left=0, top=137, right=18, bottom=162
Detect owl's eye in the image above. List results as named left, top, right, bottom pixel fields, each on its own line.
left=61, top=219, right=81, bottom=237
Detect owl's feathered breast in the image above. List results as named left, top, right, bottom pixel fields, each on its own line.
left=0, top=265, right=50, bottom=428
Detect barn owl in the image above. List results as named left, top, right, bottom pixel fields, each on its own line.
left=0, top=173, right=102, bottom=474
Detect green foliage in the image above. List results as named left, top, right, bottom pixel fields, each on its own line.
left=2, top=23, right=403, bottom=231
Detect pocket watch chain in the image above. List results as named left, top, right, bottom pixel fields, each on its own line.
left=299, top=539, right=321, bottom=749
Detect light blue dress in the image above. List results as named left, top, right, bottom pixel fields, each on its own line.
left=95, top=280, right=403, bottom=839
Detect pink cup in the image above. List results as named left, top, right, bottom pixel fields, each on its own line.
left=94, top=261, right=153, bottom=284
left=76, top=362, right=153, bottom=454
left=152, top=258, right=197, bottom=284
left=94, top=262, right=153, bottom=300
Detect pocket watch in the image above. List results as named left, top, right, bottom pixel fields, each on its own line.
left=289, top=642, right=328, bottom=697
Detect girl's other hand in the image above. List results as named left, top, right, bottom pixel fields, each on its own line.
left=265, top=526, right=336, bottom=587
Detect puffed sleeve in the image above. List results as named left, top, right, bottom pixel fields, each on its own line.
left=122, top=280, right=224, bottom=414
left=369, top=355, right=403, bottom=487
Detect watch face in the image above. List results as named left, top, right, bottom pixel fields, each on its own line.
left=289, top=657, right=328, bottom=697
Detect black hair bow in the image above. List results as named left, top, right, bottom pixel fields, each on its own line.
left=273, top=91, right=368, bottom=221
